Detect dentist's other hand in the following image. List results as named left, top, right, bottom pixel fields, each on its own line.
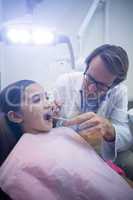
left=52, top=100, right=63, bottom=118
left=64, top=112, right=116, bottom=142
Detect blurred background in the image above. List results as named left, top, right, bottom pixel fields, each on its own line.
left=0, top=0, right=133, bottom=102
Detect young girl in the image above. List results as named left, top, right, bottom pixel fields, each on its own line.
left=0, top=80, right=53, bottom=166
left=0, top=80, right=133, bottom=200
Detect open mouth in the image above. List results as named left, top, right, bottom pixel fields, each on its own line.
left=43, top=112, right=53, bottom=121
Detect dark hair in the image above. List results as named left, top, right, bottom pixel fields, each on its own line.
left=84, top=44, right=129, bottom=85
left=0, top=80, right=36, bottom=165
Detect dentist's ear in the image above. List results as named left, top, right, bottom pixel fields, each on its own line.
left=7, top=111, right=23, bottom=123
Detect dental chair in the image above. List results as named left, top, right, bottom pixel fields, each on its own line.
left=0, top=187, right=12, bottom=200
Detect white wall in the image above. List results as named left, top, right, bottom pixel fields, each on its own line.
left=0, top=0, right=3, bottom=90
left=0, top=0, right=92, bottom=90
left=1, top=44, right=74, bottom=90
left=80, top=0, right=133, bottom=100
left=0, top=0, right=133, bottom=99
left=106, top=0, right=133, bottom=100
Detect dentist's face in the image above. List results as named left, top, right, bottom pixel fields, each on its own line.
left=83, top=55, right=116, bottom=98
left=21, top=83, right=53, bottom=133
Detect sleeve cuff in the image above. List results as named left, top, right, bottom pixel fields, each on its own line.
left=101, top=139, right=116, bottom=161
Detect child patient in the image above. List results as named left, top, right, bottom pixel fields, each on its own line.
left=0, top=80, right=133, bottom=200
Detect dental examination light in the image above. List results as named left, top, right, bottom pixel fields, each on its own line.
left=5, top=27, right=55, bottom=45
left=0, top=24, right=75, bottom=69
left=6, top=28, right=31, bottom=44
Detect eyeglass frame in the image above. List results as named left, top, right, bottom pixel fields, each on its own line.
left=83, top=72, right=115, bottom=93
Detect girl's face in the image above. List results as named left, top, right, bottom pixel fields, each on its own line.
left=20, top=83, right=53, bottom=133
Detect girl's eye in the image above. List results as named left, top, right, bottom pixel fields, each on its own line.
left=32, top=95, right=41, bottom=103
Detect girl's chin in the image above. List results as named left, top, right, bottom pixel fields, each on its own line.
left=30, top=118, right=53, bottom=133
left=45, top=124, right=53, bottom=131
left=31, top=122, right=53, bottom=133
left=32, top=127, right=52, bottom=134
left=43, top=121, right=53, bottom=131
left=44, top=119, right=53, bottom=126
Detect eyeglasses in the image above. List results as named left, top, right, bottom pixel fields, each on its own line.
left=84, top=73, right=114, bottom=93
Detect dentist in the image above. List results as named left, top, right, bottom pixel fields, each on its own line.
left=53, top=44, right=133, bottom=161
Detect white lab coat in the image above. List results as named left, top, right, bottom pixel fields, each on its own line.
left=53, top=72, right=133, bottom=160
left=128, top=108, right=133, bottom=132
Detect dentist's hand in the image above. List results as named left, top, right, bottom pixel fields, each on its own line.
left=64, top=112, right=116, bottom=142
left=52, top=100, right=63, bottom=118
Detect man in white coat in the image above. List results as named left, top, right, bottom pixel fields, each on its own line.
left=53, top=44, right=133, bottom=164
left=114, top=109, right=133, bottom=180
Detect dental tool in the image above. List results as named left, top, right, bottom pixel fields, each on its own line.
left=52, top=117, right=68, bottom=127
